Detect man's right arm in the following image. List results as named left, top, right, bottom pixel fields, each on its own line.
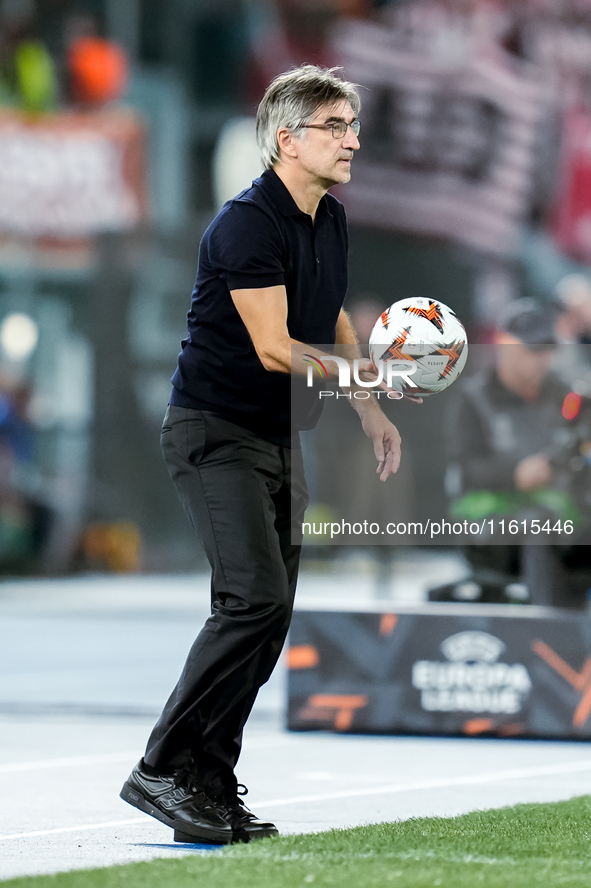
left=230, top=285, right=357, bottom=380
left=217, top=206, right=361, bottom=380
left=231, top=288, right=404, bottom=480
left=230, top=285, right=294, bottom=373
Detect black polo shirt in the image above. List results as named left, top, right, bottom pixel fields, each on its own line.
left=170, top=168, right=349, bottom=444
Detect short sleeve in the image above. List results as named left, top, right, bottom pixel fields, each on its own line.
left=208, top=202, right=285, bottom=291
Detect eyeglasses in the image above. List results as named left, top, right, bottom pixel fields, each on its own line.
left=301, top=119, right=361, bottom=139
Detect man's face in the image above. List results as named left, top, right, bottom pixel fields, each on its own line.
left=495, top=333, right=555, bottom=400
left=294, top=100, right=360, bottom=188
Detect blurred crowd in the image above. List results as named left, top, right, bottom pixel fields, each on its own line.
left=0, top=1, right=127, bottom=113
left=4, top=0, right=591, bottom=582
left=245, top=0, right=591, bottom=105
left=7, top=0, right=591, bottom=115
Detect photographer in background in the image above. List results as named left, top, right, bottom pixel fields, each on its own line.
left=433, top=299, right=591, bottom=609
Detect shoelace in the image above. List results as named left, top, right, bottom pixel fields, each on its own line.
left=174, top=762, right=223, bottom=809
left=222, top=783, right=255, bottom=815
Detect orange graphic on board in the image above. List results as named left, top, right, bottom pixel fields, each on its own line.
left=297, top=694, right=368, bottom=730
left=463, top=719, right=524, bottom=736
left=533, top=640, right=591, bottom=728
left=287, top=645, right=319, bottom=670
left=463, top=718, right=494, bottom=735
left=379, top=613, right=398, bottom=636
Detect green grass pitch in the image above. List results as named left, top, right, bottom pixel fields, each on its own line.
left=5, top=797, right=591, bottom=888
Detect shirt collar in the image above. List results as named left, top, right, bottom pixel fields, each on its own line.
left=259, top=168, right=333, bottom=221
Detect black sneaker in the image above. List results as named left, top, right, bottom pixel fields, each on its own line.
left=120, top=760, right=232, bottom=844
left=220, top=784, right=279, bottom=843
left=175, top=784, right=277, bottom=844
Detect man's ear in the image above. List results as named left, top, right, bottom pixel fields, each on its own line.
left=276, top=127, right=299, bottom=160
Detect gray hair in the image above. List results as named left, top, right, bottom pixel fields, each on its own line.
left=256, top=65, right=361, bottom=170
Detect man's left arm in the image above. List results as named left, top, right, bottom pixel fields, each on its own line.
left=335, top=309, right=402, bottom=482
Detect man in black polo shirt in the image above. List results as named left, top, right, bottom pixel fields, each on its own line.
left=120, top=65, right=405, bottom=844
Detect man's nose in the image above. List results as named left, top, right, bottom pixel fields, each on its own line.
left=342, top=125, right=360, bottom=150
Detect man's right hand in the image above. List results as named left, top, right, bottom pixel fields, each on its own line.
left=514, top=454, right=552, bottom=491
left=357, top=359, right=423, bottom=403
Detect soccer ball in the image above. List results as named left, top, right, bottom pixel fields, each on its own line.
left=369, top=298, right=468, bottom=397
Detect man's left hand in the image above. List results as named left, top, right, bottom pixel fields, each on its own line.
left=360, top=409, right=402, bottom=482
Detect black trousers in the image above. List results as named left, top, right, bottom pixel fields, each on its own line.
left=144, top=406, right=308, bottom=796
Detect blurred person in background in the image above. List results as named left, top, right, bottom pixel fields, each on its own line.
left=548, top=275, right=591, bottom=402
left=0, top=377, right=52, bottom=572
left=433, top=298, right=591, bottom=607
left=64, top=14, right=128, bottom=108
left=121, top=64, right=406, bottom=845
left=0, top=0, right=57, bottom=112
left=556, top=274, right=591, bottom=345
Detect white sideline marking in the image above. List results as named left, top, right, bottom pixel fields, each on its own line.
left=0, top=752, right=139, bottom=774
left=2, top=757, right=591, bottom=843
left=0, top=818, right=149, bottom=841
left=253, top=758, right=591, bottom=808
